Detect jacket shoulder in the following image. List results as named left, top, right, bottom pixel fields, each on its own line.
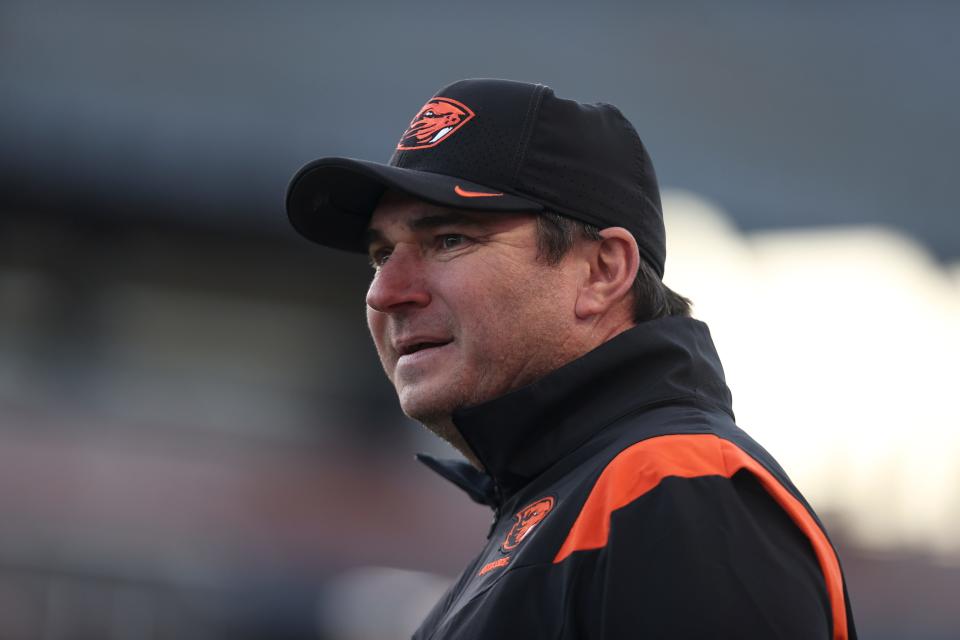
left=552, top=431, right=852, bottom=639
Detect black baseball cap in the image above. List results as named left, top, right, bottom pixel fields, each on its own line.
left=286, top=78, right=667, bottom=277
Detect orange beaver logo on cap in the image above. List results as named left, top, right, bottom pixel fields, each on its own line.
left=397, top=97, right=475, bottom=150
left=502, top=497, right=555, bottom=551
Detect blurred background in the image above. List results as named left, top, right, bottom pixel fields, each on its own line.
left=1, top=0, right=958, bottom=637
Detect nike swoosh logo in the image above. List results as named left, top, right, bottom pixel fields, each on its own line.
left=454, top=185, right=504, bottom=198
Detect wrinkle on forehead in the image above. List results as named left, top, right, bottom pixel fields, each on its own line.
left=364, top=210, right=487, bottom=249
left=365, top=192, right=534, bottom=249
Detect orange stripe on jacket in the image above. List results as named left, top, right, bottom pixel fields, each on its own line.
left=553, top=434, right=848, bottom=640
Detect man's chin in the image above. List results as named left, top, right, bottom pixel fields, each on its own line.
left=399, top=392, right=480, bottom=464
left=398, top=389, right=454, bottom=428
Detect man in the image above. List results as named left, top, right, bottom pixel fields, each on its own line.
left=286, top=79, right=857, bottom=639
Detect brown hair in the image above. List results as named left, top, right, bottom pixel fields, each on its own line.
left=535, top=212, right=692, bottom=322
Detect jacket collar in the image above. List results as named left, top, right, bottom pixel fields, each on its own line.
left=418, top=317, right=733, bottom=507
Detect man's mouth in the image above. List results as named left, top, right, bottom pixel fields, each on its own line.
left=397, top=339, right=454, bottom=357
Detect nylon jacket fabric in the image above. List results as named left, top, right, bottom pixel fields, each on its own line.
left=414, top=317, right=857, bottom=639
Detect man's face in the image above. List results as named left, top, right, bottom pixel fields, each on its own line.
left=365, top=192, right=584, bottom=437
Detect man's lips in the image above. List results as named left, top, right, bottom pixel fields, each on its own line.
left=394, top=337, right=454, bottom=357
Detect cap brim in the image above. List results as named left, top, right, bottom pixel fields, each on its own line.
left=285, top=157, right=545, bottom=253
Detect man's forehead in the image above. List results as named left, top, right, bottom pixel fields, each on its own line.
left=370, top=209, right=488, bottom=231
left=369, top=193, right=467, bottom=227
left=366, top=191, right=523, bottom=239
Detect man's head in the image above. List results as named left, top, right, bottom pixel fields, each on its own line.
left=363, top=190, right=645, bottom=459
left=285, top=78, right=690, bottom=461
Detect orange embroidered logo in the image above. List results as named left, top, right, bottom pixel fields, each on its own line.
left=454, top=185, right=503, bottom=198
left=397, top=97, right=475, bottom=150
left=478, top=557, right=511, bottom=577
left=502, top=496, right=555, bottom=551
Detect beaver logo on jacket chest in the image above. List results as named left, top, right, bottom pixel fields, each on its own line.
left=502, top=496, right=555, bottom=551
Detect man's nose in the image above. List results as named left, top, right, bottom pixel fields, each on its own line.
left=365, top=244, right=431, bottom=312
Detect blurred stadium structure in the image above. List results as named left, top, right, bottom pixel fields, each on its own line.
left=2, top=1, right=959, bottom=638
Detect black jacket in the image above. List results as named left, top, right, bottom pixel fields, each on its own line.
left=415, top=317, right=857, bottom=639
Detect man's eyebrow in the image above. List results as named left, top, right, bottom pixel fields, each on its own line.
left=409, top=211, right=488, bottom=230
left=364, top=227, right=386, bottom=250
left=364, top=211, right=489, bottom=250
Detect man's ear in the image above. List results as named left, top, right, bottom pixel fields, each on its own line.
left=574, top=227, right=640, bottom=320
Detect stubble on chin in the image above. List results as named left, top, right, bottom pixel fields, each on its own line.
left=396, top=374, right=485, bottom=468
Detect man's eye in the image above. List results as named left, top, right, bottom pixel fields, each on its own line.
left=369, top=249, right=392, bottom=268
left=438, top=234, right=466, bottom=250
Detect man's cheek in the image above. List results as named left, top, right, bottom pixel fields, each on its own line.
left=377, top=341, right=396, bottom=377
left=365, top=310, right=385, bottom=343
left=366, top=320, right=393, bottom=375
